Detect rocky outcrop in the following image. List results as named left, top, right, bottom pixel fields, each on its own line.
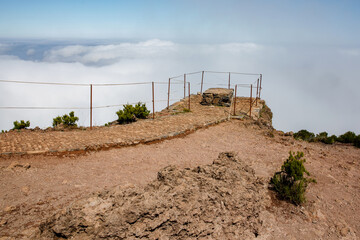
left=38, top=152, right=266, bottom=239
left=200, top=88, right=234, bottom=107
left=256, top=102, right=273, bottom=129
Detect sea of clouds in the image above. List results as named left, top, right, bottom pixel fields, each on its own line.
left=0, top=39, right=359, bottom=135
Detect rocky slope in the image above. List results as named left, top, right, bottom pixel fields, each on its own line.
left=38, top=152, right=267, bottom=239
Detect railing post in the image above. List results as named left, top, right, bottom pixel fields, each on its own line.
left=152, top=82, right=155, bottom=119
left=259, top=74, right=262, bottom=100
left=228, top=72, right=231, bottom=89
left=167, top=78, right=170, bottom=109
left=249, top=84, right=253, bottom=117
left=233, top=84, right=237, bottom=115
left=183, top=74, right=186, bottom=99
left=188, top=82, right=191, bottom=110
left=256, top=78, right=259, bottom=106
left=200, top=71, right=204, bottom=94
left=90, top=84, right=93, bottom=129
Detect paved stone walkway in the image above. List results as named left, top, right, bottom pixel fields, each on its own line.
left=0, top=95, right=263, bottom=157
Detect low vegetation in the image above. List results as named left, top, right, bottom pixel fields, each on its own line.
left=293, top=129, right=360, bottom=148
left=13, top=120, right=30, bottom=130
left=337, top=131, right=356, bottom=144
left=53, top=111, right=79, bottom=127
left=270, top=151, right=315, bottom=205
left=116, top=102, right=150, bottom=124
left=354, top=135, right=360, bottom=148
left=293, top=130, right=315, bottom=142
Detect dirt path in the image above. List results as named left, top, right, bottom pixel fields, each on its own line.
left=1, top=119, right=359, bottom=239
left=0, top=96, right=262, bottom=156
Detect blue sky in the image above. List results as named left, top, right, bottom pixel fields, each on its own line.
left=0, top=1, right=359, bottom=134
left=1, top=0, right=359, bottom=45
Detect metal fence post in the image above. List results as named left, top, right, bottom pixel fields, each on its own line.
left=249, top=84, right=253, bottom=117
left=200, top=71, right=204, bottom=94
left=152, top=82, right=155, bottom=119
left=183, top=74, right=186, bottom=99
left=233, top=84, right=237, bottom=115
left=228, top=72, right=231, bottom=89
left=167, top=78, right=170, bottom=109
left=90, top=84, right=93, bottom=129
left=188, top=82, right=191, bottom=110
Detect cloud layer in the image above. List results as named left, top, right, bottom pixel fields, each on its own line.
left=0, top=39, right=359, bottom=135
left=43, top=39, right=176, bottom=66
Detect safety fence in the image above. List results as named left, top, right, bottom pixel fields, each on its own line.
left=0, top=70, right=262, bottom=129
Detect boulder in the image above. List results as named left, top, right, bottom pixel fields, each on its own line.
left=200, top=88, right=234, bottom=107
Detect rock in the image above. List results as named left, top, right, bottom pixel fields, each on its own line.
left=4, top=205, right=16, bottom=213
left=6, top=161, right=31, bottom=171
left=7, top=161, right=20, bottom=170
left=23, top=163, right=31, bottom=169
left=200, top=88, right=234, bottom=107
left=340, top=227, right=349, bottom=237
left=32, top=126, right=41, bottom=131
left=285, top=131, right=294, bottom=137
left=39, top=152, right=266, bottom=239
left=0, top=219, right=7, bottom=226
left=21, top=186, right=30, bottom=196
left=21, top=227, right=40, bottom=238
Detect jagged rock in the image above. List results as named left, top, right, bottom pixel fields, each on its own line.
left=38, top=152, right=266, bottom=239
left=200, top=88, right=234, bottom=107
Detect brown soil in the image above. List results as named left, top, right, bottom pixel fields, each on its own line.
left=39, top=152, right=266, bottom=239
left=0, top=103, right=359, bottom=239
left=0, top=95, right=262, bottom=157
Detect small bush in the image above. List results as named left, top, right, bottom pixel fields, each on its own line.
left=53, top=111, right=79, bottom=127
left=270, top=151, right=315, bottom=205
left=315, top=132, right=328, bottom=141
left=354, top=135, right=360, bottom=148
left=13, top=120, right=30, bottom=130
left=293, top=130, right=315, bottom=142
left=116, top=102, right=150, bottom=124
left=314, top=132, right=336, bottom=144
left=322, top=135, right=337, bottom=144
left=337, top=131, right=356, bottom=144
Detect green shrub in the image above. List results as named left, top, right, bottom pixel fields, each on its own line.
left=354, top=135, right=360, bottom=148
left=53, top=111, right=79, bottom=127
left=322, top=135, right=337, bottom=144
left=293, top=130, right=315, bottom=142
left=116, top=102, right=150, bottom=124
left=315, top=132, right=328, bottom=141
left=314, top=132, right=336, bottom=144
left=270, top=151, right=315, bottom=205
left=13, top=120, right=30, bottom=130
left=133, top=102, right=150, bottom=119
left=337, top=131, right=356, bottom=144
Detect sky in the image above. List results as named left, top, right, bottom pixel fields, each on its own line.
left=0, top=0, right=359, bottom=134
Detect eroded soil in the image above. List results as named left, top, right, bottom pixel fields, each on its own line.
left=0, top=119, right=359, bottom=239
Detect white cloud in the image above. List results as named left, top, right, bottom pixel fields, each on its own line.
left=43, top=39, right=177, bottom=66
left=26, top=48, right=36, bottom=55
left=0, top=43, right=11, bottom=53
left=0, top=40, right=359, bottom=135
left=219, top=42, right=262, bottom=53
